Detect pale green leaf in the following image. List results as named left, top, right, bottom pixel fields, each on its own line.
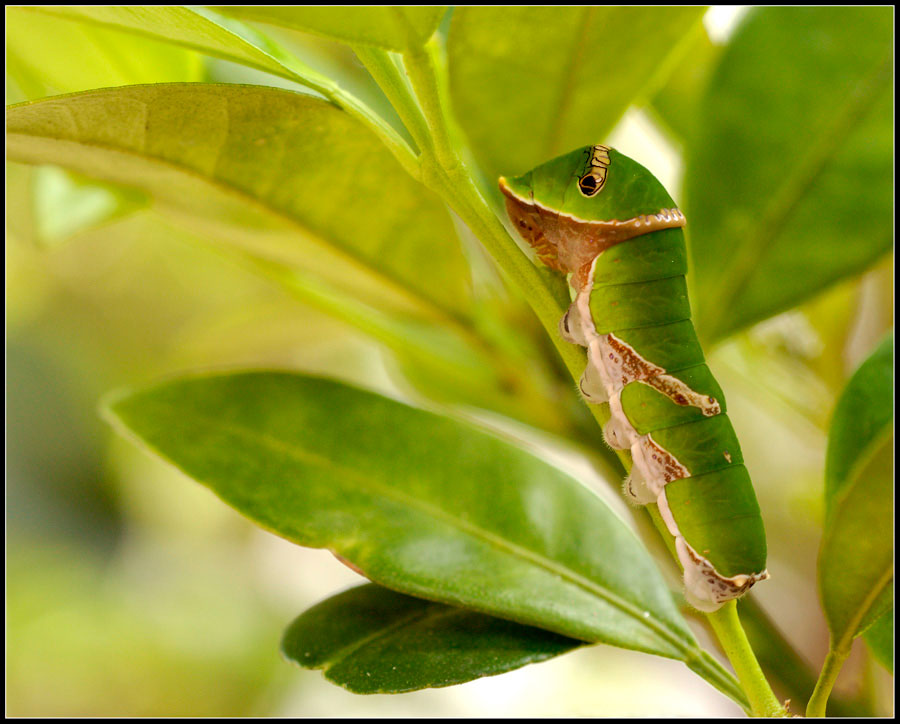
left=212, top=6, right=447, bottom=51
left=6, top=84, right=468, bottom=320
left=6, top=7, right=202, bottom=102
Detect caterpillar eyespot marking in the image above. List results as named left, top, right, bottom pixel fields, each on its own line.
left=500, top=145, right=768, bottom=611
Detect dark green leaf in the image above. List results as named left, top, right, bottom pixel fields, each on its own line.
left=212, top=7, right=447, bottom=51
left=103, top=371, right=740, bottom=701
left=282, top=583, right=582, bottom=693
left=447, top=7, right=705, bottom=178
left=685, top=7, right=893, bottom=341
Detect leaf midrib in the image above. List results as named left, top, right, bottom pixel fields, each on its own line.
left=116, top=399, right=695, bottom=658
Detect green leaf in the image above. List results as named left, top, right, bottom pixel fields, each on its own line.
left=863, top=608, right=893, bottom=674
left=447, top=7, right=705, bottom=178
left=14, top=6, right=336, bottom=96
left=824, top=333, right=894, bottom=515
left=649, top=24, right=720, bottom=143
left=5, top=7, right=202, bottom=102
left=103, top=371, right=742, bottom=702
left=6, top=84, right=467, bottom=320
left=685, top=7, right=893, bottom=342
left=212, top=7, right=447, bottom=51
left=281, top=583, right=582, bottom=693
left=819, top=334, right=894, bottom=648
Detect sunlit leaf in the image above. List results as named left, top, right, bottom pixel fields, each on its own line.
left=6, top=84, right=468, bottom=320
left=6, top=7, right=202, bottom=102
left=685, top=7, right=893, bottom=341
left=212, top=6, right=447, bottom=51
left=447, top=7, right=705, bottom=178
left=14, top=5, right=338, bottom=96
left=282, top=583, right=583, bottom=693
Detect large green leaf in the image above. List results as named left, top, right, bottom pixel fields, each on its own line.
left=282, top=583, right=582, bottom=693
left=685, top=7, right=893, bottom=342
left=6, top=7, right=202, bottom=102
left=447, top=7, right=705, bottom=178
left=6, top=85, right=467, bottom=320
left=104, top=371, right=742, bottom=703
left=819, top=334, right=894, bottom=649
left=5, top=84, right=575, bottom=433
left=212, top=7, right=447, bottom=51
left=14, top=6, right=336, bottom=96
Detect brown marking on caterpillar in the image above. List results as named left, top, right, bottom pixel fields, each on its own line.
left=606, top=334, right=664, bottom=386
left=723, top=451, right=732, bottom=463
left=679, top=538, right=769, bottom=605
left=643, top=374, right=721, bottom=416
left=636, top=434, right=689, bottom=483
left=499, top=177, right=685, bottom=278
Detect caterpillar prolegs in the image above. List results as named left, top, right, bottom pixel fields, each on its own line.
left=500, top=145, right=768, bottom=612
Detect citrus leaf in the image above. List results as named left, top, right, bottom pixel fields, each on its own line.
left=824, top=333, right=894, bottom=516
left=281, top=583, right=582, bottom=693
left=15, top=5, right=339, bottom=96
left=103, top=371, right=742, bottom=703
left=862, top=609, right=892, bottom=674
left=6, top=7, right=202, bottom=102
left=447, top=7, right=705, bottom=178
left=685, top=7, right=893, bottom=342
left=6, top=84, right=469, bottom=321
left=212, top=7, right=447, bottom=51
left=819, top=334, right=894, bottom=647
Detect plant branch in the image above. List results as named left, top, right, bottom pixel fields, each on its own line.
left=806, top=646, right=851, bottom=717
left=360, top=30, right=783, bottom=716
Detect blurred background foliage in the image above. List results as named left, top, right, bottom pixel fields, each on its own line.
left=6, top=5, right=893, bottom=716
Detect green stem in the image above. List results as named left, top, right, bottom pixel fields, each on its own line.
left=367, top=31, right=780, bottom=717
left=707, top=603, right=788, bottom=717
left=806, top=646, right=850, bottom=717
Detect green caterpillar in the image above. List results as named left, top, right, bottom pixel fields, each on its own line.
left=500, top=145, right=768, bottom=611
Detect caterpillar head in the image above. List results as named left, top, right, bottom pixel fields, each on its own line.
left=499, top=145, right=685, bottom=277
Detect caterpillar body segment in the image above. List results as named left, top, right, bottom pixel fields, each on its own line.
left=500, top=146, right=768, bottom=612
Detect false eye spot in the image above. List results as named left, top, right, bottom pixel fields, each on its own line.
left=578, top=174, right=600, bottom=197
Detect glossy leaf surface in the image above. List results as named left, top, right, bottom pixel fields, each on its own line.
left=282, top=583, right=582, bottom=693
left=685, top=7, right=893, bottom=341
left=104, top=371, right=734, bottom=693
